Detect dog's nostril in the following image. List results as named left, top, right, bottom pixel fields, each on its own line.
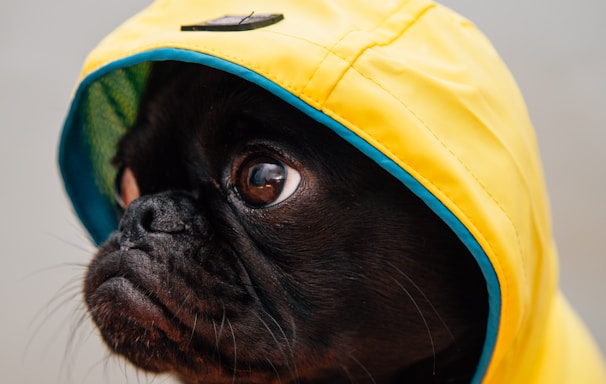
left=138, top=201, right=186, bottom=234
left=119, top=194, right=191, bottom=241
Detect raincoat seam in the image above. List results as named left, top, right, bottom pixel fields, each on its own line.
left=300, top=29, right=356, bottom=107
left=353, top=63, right=522, bottom=260
left=315, top=2, right=435, bottom=109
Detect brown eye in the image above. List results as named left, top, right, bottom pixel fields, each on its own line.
left=236, top=156, right=301, bottom=207
left=114, top=167, right=140, bottom=210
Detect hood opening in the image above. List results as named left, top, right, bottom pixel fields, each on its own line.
left=59, top=50, right=500, bottom=383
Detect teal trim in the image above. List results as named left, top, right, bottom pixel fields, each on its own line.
left=59, top=86, right=118, bottom=245
left=58, top=47, right=500, bottom=383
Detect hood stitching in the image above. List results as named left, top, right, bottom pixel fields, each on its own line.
left=310, top=2, right=436, bottom=110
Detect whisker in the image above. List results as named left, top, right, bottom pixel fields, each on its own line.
left=171, top=292, right=191, bottom=341
left=226, top=317, right=237, bottom=384
left=172, top=291, right=190, bottom=321
left=56, top=319, right=80, bottom=383
left=69, top=306, right=95, bottom=346
left=135, top=365, right=144, bottom=384
left=81, top=352, right=114, bottom=383
left=252, top=312, right=286, bottom=382
left=20, top=261, right=87, bottom=282
left=46, top=231, right=96, bottom=255
left=54, top=216, right=96, bottom=247
left=385, top=261, right=456, bottom=343
left=24, top=280, right=83, bottom=361
left=340, top=363, right=356, bottom=384
left=347, top=353, right=377, bottom=384
left=28, top=273, right=82, bottom=322
left=211, top=301, right=227, bottom=369
left=259, top=310, right=300, bottom=382
left=390, top=276, right=436, bottom=375
left=62, top=306, right=90, bottom=362
left=188, top=312, right=198, bottom=348
left=264, top=357, right=282, bottom=384
left=217, top=301, right=227, bottom=347
left=60, top=311, right=99, bottom=382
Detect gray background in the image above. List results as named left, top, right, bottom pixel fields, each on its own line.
left=1, top=0, right=604, bottom=382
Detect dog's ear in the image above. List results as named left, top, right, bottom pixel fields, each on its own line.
left=110, top=64, right=198, bottom=204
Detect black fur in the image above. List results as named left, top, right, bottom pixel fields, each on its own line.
left=84, top=61, right=488, bottom=383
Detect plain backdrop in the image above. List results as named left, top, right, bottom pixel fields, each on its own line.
left=1, top=0, right=604, bottom=382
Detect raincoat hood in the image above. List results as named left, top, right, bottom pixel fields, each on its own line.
left=58, top=0, right=606, bottom=382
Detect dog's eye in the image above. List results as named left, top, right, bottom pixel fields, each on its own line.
left=236, top=156, right=300, bottom=207
left=114, top=166, right=140, bottom=210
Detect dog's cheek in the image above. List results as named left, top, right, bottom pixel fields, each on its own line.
left=253, top=203, right=418, bottom=345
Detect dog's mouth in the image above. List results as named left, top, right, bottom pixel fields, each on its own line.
left=85, top=241, right=301, bottom=383
left=90, top=276, right=184, bottom=370
left=85, top=247, right=199, bottom=372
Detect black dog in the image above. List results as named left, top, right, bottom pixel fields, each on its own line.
left=84, top=61, right=488, bottom=383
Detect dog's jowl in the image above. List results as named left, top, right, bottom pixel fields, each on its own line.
left=59, top=1, right=606, bottom=383
left=84, top=62, right=487, bottom=383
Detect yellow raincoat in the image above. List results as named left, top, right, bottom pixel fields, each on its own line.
left=59, top=0, right=606, bottom=382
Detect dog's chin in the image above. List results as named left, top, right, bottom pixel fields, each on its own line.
left=88, top=277, right=173, bottom=371
left=86, top=248, right=255, bottom=383
left=85, top=247, right=189, bottom=373
left=86, top=251, right=341, bottom=384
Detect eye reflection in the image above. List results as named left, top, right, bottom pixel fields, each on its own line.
left=236, top=155, right=300, bottom=207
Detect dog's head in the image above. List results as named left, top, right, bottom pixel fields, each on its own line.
left=84, top=62, right=487, bottom=383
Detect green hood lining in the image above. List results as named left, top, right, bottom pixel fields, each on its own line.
left=58, top=48, right=500, bottom=383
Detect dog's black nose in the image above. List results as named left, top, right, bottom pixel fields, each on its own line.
left=118, top=192, right=205, bottom=248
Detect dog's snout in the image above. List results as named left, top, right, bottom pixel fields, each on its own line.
left=118, top=192, right=207, bottom=246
